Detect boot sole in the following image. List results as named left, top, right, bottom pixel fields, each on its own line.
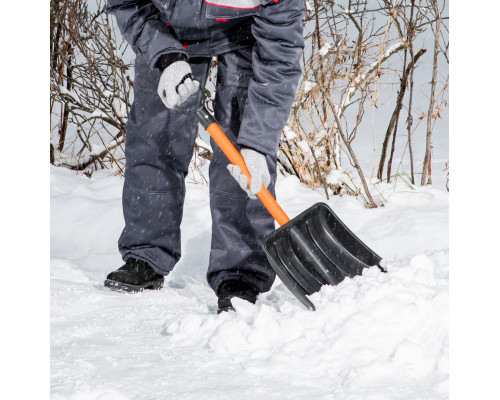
left=104, top=277, right=164, bottom=293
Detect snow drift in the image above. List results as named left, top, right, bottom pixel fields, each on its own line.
left=51, top=165, right=448, bottom=399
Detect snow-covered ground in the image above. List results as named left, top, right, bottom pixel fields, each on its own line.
left=51, top=161, right=448, bottom=399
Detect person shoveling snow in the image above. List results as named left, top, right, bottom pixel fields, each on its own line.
left=104, top=0, right=306, bottom=313
left=104, top=0, right=382, bottom=312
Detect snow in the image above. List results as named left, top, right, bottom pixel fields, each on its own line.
left=112, top=98, right=127, bottom=118
left=319, top=43, right=332, bottom=57
left=282, top=125, right=297, bottom=140
left=51, top=162, right=448, bottom=399
left=302, top=80, right=317, bottom=92
left=194, top=136, right=212, bottom=152
left=59, top=85, right=82, bottom=103
left=91, top=109, right=106, bottom=118
left=369, top=42, right=404, bottom=71
left=326, top=169, right=347, bottom=186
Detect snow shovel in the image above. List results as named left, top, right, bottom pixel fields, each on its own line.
left=177, top=93, right=382, bottom=311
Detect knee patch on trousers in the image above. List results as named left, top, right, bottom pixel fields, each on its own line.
left=126, top=165, right=185, bottom=194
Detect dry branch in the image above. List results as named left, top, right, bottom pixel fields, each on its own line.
left=421, top=0, right=442, bottom=185
left=377, top=48, right=426, bottom=181
left=50, top=0, right=132, bottom=176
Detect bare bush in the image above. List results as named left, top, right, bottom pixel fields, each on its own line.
left=279, top=0, right=448, bottom=206
left=50, top=0, right=133, bottom=176
left=50, top=0, right=448, bottom=198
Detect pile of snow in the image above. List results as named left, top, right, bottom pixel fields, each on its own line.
left=51, top=165, right=448, bottom=399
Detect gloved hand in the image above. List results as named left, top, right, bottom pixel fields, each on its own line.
left=227, top=148, right=271, bottom=199
left=157, top=60, right=200, bottom=109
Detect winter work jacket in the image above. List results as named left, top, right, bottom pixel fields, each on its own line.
left=106, top=0, right=305, bottom=156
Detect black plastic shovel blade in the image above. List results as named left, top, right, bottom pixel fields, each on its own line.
left=262, top=203, right=382, bottom=311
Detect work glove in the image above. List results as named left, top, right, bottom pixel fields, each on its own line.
left=157, top=57, right=200, bottom=109
left=227, top=148, right=271, bottom=199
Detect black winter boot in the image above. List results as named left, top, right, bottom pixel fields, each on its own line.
left=104, top=258, right=164, bottom=292
left=217, top=280, right=259, bottom=313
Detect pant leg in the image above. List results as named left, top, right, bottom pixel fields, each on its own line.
left=207, top=48, right=277, bottom=294
left=118, top=56, right=211, bottom=275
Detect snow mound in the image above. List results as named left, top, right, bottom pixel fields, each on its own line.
left=51, top=166, right=448, bottom=399
left=161, top=252, right=448, bottom=398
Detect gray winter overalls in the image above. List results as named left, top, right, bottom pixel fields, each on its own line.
left=106, top=0, right=304, bottom=294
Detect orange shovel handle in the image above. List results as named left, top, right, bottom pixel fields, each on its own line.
left=206, top=122, right=291, bottom=227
